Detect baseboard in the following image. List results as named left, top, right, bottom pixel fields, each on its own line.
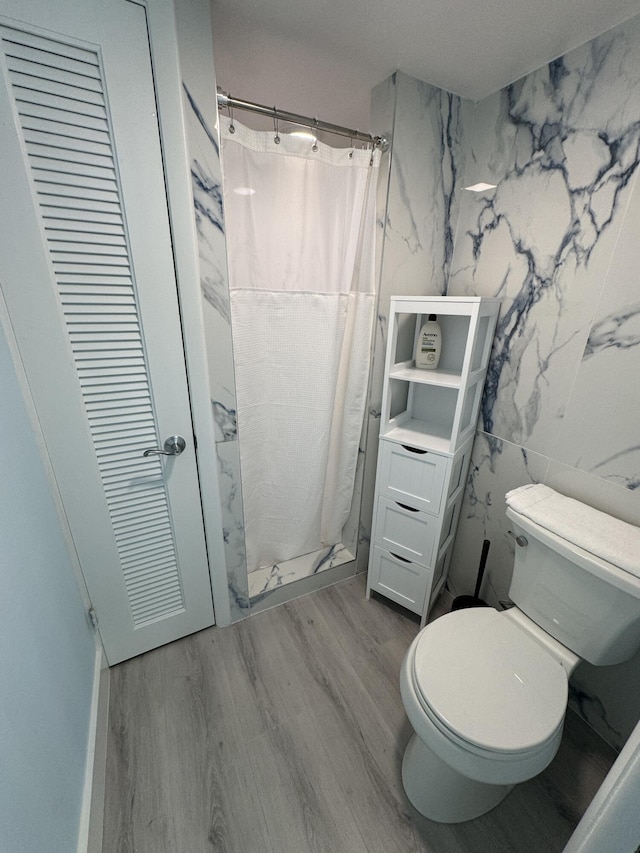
left=77, top=643, right=111, bottom=853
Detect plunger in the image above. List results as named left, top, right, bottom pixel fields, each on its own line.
left=451, top=539, right=491, bottom=610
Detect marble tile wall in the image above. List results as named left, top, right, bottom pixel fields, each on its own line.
left=447, top=16, right=640, bottom=748
left=358, top=72, right=466, bottom=571
left=179, top=25, right=249, bottom=621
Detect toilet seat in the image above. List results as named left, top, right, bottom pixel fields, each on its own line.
left=411, top=608, right=568, bottom=757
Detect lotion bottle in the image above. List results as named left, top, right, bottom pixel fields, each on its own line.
left=415, top=314, right=441, bottom=369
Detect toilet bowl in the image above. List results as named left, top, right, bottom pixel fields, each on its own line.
left=400, top=608, right=569, bottom=822
left=398, top=485, right=640, bottom=824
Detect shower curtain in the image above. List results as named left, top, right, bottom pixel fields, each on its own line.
left=220, top=116, right=380, bottom=574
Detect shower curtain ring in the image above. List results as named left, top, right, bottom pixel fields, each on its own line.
left=312, top=118, right=318, bottom=151
left=228, top=96, right=235, bottom=134
left=349, top=136, right=354, bottom=158
left=273, top=111, right=280, bottom=144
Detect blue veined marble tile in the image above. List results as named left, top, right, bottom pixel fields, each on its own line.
left=570, top=651, right=640, bottom=751
left=215, top=440, right=249, bottom=621
left=211, top=400, right=237, bottom=442
left=343, top=435, right=367, bottom=557
left=183, top=86, right=239, bottom=425
left=183, top=85, right=224, bottom=244
left=182, top=82, right=247, bottom=619
left=444, top=15, right=640, bottom=758
left=551, top=165, right=640, bottom=488
left=568, top=682, right=624, bottom=749
left=191, top=157, right=224, bottom=236
left=356, top=415, right=381, bottom=573
left=182, top=83, right=219, bottom=157
left=367, top=73, right=466, bottom=418
left=555, top=334, right=640, bottom=490
left=183, top=88, right=232, bottom=330
left=367, top=312, right=387, bottom=420
left=201, top=266, right=231, bottom=323
left=584, top=302, right=640, bottom=359
left=382, top=73, right=465, bottom=298
left=449, top=19, right=640, bottom=456
left=248, top=544, right=355, bottom=603
left=368, top=73, right=396, bottom=425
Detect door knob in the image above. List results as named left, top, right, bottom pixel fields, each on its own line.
left=143, top=435, right=186, bottom=457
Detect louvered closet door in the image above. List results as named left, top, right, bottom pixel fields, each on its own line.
left=0, top=0, right=215, bottom=663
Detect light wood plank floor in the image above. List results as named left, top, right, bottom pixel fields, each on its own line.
left=103, top=574, right=615, bottom=852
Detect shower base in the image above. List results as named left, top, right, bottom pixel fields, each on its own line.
left=248, top=543, right=354, bottom=603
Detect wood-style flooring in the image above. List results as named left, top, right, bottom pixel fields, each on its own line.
left=103, top=574, right=616, bottom=852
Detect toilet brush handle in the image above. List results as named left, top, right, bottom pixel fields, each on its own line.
left=474, top=540, right=491, bottom=601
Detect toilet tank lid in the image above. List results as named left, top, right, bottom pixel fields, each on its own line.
left=506, top=485, right=640, bottom=579
left=413, top=609, right=568, bottom=754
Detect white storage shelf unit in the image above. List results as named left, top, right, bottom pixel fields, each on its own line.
left=367, top=296, right=500, bottom=625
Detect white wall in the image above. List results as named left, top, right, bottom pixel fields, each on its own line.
left=0, top=317, right=95, bottom=853
left=210, top=2, right=376, bottom=136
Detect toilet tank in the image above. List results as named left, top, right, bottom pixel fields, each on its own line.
left=506, top=507, right=640, bottom=666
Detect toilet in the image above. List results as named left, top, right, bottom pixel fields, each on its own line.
left=400, top=484, right=640, bottom=823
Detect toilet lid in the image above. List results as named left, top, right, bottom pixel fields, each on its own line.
left=412, top=608, right=568, bottom=754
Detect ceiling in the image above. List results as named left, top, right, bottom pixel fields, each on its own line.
left=211, top=0, right=640, bottom=100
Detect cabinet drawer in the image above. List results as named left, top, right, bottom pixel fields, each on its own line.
left=378, top=440, right=448, bottom=515
left=374, top=496, right=436, bottom=567
left=368, top=546, right=431, bottom=615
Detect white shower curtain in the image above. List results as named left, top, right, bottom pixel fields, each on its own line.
left=220, top=116, right=380, bottom=574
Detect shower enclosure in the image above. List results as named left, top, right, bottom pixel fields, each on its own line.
left=220, top=114, right=380, bottom=598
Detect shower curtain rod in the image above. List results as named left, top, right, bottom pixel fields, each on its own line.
left=217, top=90, right=390, bottom=151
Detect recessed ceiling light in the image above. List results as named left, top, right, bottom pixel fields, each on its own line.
left=463, top=182, right=497, bottom=192
left=233, top=186, right=256, bottom=196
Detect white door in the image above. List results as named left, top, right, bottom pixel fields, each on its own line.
left=0, top=0, right=216, bottom=664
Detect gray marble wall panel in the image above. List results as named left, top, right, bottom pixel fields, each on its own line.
left=369, top=72, right=466, bottom=416
left=342, top=427, right=367, bottom=559
left=357, top=415, right=381, bottom=574
left=181, top=83, right=249, bottom=621
left=448, top=16, right=640, bottom=748
left=357, top=74, right=396, bottom=573
left=358, top=73, right=466, bottom=571
left=552, top=168, right=640, bottom=490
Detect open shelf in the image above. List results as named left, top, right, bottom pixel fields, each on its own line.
left=389, top=361, right=462, bottom=388
left=382, top=299, right=499, bottom=456
left=381, top=419, right=452, bottom=454
left=386, top=378, right=457, bottom=454
left=393, top=311, right=471, bottom=376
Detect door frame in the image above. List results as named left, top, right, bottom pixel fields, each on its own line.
left=130, top=0, right=231, bottom=626
left=0, top=0, right=231, bottom=638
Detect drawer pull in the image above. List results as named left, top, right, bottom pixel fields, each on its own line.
left=390, top=552, right=412, bottom=563
left=402, top=445, right=428, bottom=454
left=396, top=502, right=419, bottom=512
